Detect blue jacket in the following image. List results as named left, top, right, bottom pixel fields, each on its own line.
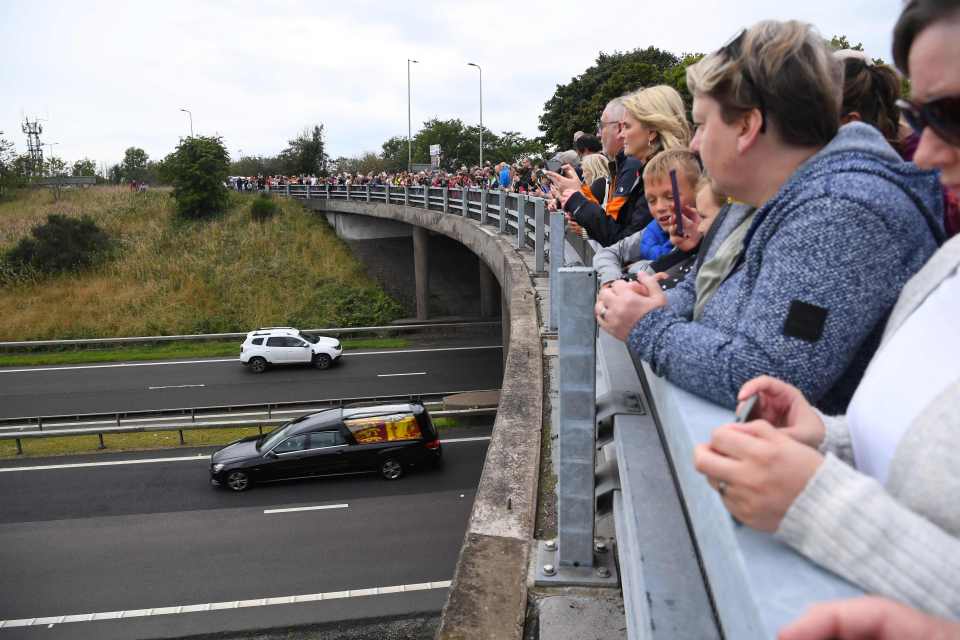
left=628, top=123, right=944, bottom=413
left=640, top=220, right=674, bottom=261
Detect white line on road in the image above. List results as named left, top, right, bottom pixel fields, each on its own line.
left=148, top=384, right=206, bottom=390
left=0, top=580, right=453, bottom=629
left=376, top=372, right=426, bottom=377
left=0, top=436, right=490, bottom=473
left=264, top=503, right=349, bottom=515
left=0, top=345, right=503, bottom=374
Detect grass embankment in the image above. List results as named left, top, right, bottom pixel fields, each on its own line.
left=0, top=186, right=405, bottom=341
left=0, top=417, right=462, bottom=459
left=0, top=337, right=410, bottom=367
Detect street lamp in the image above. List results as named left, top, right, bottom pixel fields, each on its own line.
left=467, top=62, right=483, bottom=168
left=179, top=108, right=194, bottom=137
left=407, top=59, right=419, bottom=172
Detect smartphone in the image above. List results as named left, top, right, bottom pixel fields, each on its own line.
left=735, top=394, right=758, bottom=423
left=669, top=169, right=684, bottom=236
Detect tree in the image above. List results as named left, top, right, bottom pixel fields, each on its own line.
left=72, top=158, right=97, bottom=177
left=538, top=47, right=683, bottom=149
left=162, top=136, right=230, bottom=219
left=45, top=156, right=67, bottom=177
left=6, top=214, right=113, bottom=274
left=0, top=137, right=17, bottom=197
left=829, top=35, right=864, bottom=51
left=280, top=125, right=328, bottom=176
left=120, top=147, right=149, bottom=182
left=107, top=164, right=123, bottom=184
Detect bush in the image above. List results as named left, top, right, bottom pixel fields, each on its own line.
left=6, top=214, right=113, bottom=274
left=162, top=136, right=230, bottom=219
left=250, top=194, right=280, bottom=222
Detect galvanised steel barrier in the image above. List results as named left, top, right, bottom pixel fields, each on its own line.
left=266, top=180, right=865, bottom=639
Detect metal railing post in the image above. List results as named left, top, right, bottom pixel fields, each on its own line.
left=480, top=189, right=488, bottom=224
left=549, top=211, right=565, bottom=331
left=443, top=187, right=449, bottom=213
left=325, top=183, right=330, bottom=199
left=499, top=191, right=508, bottom=234
left=462, top=188, right=469, bottom=217
left=404, top=186, right=409, bottom=207
left=285, top=183, right=290, bottom=198
left=516, top=195, right=526, bottom=249
left=366, top=184, right=371, bottom=203
left=535, top=198, right=545, bottom=272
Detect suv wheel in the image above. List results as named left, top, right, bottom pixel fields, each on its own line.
left=248, top=357, right=267, bottom=374
left=379, top=457, right=404, bottom=480
left=313, top=353, right=332, bottom=370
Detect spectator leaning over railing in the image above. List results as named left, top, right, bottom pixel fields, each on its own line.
left=595, top=19, right=944, bottom=414
left=693, top=0, right=960, bottom=619
left=580, top=153, right=610, bottom=204
left=550, top=86, right=691, bottom=246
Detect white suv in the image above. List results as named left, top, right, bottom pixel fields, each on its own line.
left=240, top=327, right=342, bottom=373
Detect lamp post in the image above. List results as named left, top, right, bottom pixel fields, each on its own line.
left=179, top=108, right=193, bottom=137
left=407, top=59, right=419, bottom=172
left=467, top=62, right=483, bottom=167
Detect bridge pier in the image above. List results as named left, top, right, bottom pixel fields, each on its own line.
left=478, top=261, right=498, bottom=319
left=413, top=226, right=430, bottom=320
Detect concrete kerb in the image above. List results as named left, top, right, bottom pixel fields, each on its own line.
left=301, top=199, right=543, bottom=640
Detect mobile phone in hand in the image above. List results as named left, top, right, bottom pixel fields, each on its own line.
left=735, top=394, right=758, bottom=423
left=670, top=169, right=684, bottom=236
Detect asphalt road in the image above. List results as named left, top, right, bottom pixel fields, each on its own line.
left=0, top=344, right=504, bottom=419
left=0, top=437, right=489, bottom=639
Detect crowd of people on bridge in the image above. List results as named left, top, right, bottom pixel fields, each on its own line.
left=539, top=2, right=959, bottom=638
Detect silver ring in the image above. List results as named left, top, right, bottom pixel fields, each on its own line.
left=717, top=480, right=727, bottom=497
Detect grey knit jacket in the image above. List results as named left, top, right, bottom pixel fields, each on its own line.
left=627, top=123, right=945, bottom=413
left=776, top=234, right=960, bottom=619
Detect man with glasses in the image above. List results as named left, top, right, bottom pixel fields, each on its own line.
left=554, top=96, right=645, bottom=246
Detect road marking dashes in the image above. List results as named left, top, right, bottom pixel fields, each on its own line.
left=376, top=372, right=426, bottom=377
left=0, top=580, right=453, bottom=629
left=264, top=503, right=348, bottom=514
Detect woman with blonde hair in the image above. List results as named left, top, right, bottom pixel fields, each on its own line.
left=551, top=84, right=692, bottom=246
left=579, top=153, right=610, bottom=203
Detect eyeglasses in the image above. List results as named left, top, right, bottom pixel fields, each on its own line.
left=596, top=120, right=621, bottom=133
left=897, top=96, right=960, bottom=147
left=718, top=28, right=767, bottom=134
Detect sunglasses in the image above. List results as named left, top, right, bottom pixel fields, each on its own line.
left=897, top=96, right=960, bottom=147
left=718, top=29, right=767, bottom=134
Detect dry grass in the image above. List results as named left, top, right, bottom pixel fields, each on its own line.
left=0, top=187, right=403, bottom=340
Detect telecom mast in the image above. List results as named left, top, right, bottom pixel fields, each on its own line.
left=21, top=117, right=44, bottom=177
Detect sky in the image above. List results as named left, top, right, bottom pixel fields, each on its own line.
left=1, top=0, right=904, bottom=171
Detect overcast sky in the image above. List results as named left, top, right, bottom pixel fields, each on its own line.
left=1, top=0, right=904, bottom=171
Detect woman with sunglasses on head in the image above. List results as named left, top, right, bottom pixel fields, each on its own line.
left=694, top=0, right=960, bottom=623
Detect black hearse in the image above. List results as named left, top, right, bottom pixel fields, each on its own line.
left=210, top=403, right=441, bottom=491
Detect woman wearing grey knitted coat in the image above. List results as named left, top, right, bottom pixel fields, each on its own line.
left=695, top=0, right=960, bottom=622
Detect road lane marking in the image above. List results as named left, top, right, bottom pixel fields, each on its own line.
left=264, top=503, right=349, bottom=515
left=0, top=436, right=490, bottom=473
left=0, top=580, right=453, bottom=629
left=377, top=372, right=426, bottom=377
left=0, top=454, right=211, bottom=473
left=0, top=345, right=503, bottom=374
left=147, top=384, right=206, bottom=390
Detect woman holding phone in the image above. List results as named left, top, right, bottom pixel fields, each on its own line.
left=695, top=0, right=960, bottom=620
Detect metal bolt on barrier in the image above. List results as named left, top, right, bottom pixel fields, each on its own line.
left=543, top=564, right=557, bottom=576
left=545, top=540, right=557, bottom=551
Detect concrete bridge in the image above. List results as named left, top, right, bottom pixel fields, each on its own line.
left=278, top=183, right=865, bottom=640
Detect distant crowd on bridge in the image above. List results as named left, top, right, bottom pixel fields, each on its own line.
left=541, top=5, right=960, bottom=637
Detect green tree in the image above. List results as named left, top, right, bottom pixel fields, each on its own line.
left=45, top=156, right=68, bottom=177
left=280, top=125, right=328, bottom=175
left=120, top=147, right=149, bottom=182
left=163, top=136, right=230, bottom=219
left=72, top=158, right=97, bottom=177
left=829, top=35, right=864, bottom=51
left=0, top=137, right=17, bottom=197
left=539, top=47, right=682, bottom=149
left=380, top=136, right=410, bottom=172
left=107, top=164, right=123, bottom=184
left=6, top=214, right=113, bottom=274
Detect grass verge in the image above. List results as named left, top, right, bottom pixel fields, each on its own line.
left=0, top=337, right=410, bottom=367
left=0, top=417, right=465, bottom=459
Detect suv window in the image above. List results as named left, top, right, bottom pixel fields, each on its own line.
left=272, top=434, right=309, bottom=454
left=251, top=337, right=264, bottom=346
left=309, top=431, right=343, bottom=448
left=267, top=336, right=303, bottom=347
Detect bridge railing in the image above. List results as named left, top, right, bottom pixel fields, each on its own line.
left=269, top=182, right=865, bottom=639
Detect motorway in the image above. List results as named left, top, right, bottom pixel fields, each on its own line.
left=0, top=436, right=490, bottom=639
left=0, top=343, right=504, bottom=419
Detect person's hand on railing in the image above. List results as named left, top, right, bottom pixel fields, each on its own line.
left=737, top=376, right=826, bottom=449
left=778, top=596, right=960, bottom=640
left=595, top=274, right=668, bottom=341
left=693, top=417, right=824, bottom=532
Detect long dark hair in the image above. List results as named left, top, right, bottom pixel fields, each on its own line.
left=840, top=58, right=902, bottom=149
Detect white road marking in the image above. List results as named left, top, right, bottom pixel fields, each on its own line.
left=147, top=384, right=206, bottom=390
left=0, top=580, right=453, bottom=629
left=0, top=454, right=210, bottom=473
left=0, top=345, right=503, bottom=374
left=377, top=372, right=426, bottom=377
left=0, top=436, right=490, bottom=473
left=264, top=503, right=349, bottom=515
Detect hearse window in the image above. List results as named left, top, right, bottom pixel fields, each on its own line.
left=309, top=431, right=342, bottom=448
left=272, top=434, right=308, bottom=454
